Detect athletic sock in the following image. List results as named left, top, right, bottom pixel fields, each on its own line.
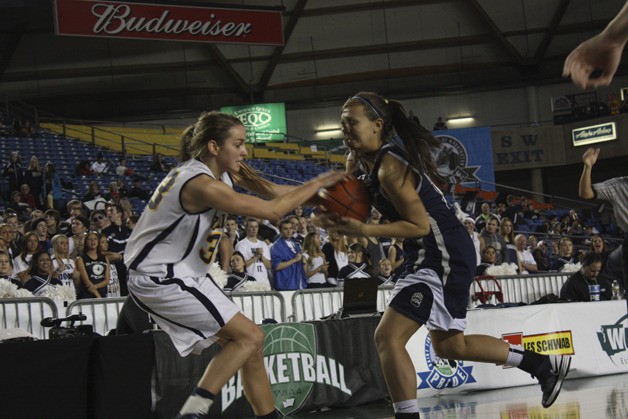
left=178, top=386, right=216, bottom=416
left=505, top=344, right=547, bottom=377
left=393, top=399, right=419, bottom=416
left=256, top=410, right=280, bottom=419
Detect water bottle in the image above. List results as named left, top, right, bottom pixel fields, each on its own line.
left=611, top=280, right=621, bottom=300
left=588, top=283, right=600, bottom=301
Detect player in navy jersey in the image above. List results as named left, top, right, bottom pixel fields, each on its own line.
left=313, top=92, right=570, bottom=418
left=124, top=112, right=344, bottom=419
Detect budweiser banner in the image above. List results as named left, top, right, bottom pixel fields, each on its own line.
left=53, top=0, right=284, bottom=45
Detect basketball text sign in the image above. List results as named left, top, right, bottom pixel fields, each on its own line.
left=54, top=0, right=284, bottom=45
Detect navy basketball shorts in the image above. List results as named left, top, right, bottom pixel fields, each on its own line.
left=389, top=267, right=472, bottom=332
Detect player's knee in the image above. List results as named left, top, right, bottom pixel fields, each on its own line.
left=248, top=326, right=265, bottom=350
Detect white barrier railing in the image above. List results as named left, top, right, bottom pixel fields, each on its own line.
left=227, top=291, right=286, bottom=324
left=2, top=273, right=573, bottom=338
left=66, top=297, right=126, bottom=336
left=0, top=297, right=59, bottom=339
left=472, top=273, right=571, bottom=305
left=289, top=285, right=394, bottom=323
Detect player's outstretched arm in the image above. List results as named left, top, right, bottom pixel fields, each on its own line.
left=563, top=1, right=628, bottom=89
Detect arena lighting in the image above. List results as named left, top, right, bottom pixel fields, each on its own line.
left=314, top=126, right=342, bottom=134
left=447, top=116, right=475, bottom=124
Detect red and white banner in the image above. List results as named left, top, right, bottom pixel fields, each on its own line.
left=53, top=0, right=284, bottom=45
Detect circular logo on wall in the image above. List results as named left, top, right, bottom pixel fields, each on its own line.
left=417, top=335, right=476, bottom=390
left=432, top=135, right=481, bottom=185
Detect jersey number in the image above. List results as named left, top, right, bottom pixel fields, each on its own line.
left=148, top=171, right=179, bottom=210
left=200, top=230, right=222, bottom=264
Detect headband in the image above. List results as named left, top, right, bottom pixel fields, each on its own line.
left=352, top=95, right=383, bottom=119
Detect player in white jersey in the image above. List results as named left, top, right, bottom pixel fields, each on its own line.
left=124, top=111, right=344, bottom=419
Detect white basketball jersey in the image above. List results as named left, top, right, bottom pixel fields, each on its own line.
left=124, top=159, right=231, bottom=278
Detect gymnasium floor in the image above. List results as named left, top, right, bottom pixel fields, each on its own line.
left=291, top=373, right=628, bottom=419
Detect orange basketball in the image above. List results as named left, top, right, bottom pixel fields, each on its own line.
left=316, top=176, right=371, bottom=222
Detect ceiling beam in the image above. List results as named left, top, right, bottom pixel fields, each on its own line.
left=258, top=0, right=308, bottom=91
left=206, top=44, right=250, bottom=96
left=292, top=0, right=453, bottom=17
left=534, top=0, right=571, bottom=64
left=464, top=0, right=523, bottom=65
left=0, top=22, right=27, bottom=82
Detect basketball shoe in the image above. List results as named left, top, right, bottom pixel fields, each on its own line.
left=536, top=354, right=571, bottom=408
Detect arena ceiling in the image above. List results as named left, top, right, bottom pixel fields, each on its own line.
left=0, top=0, right=623, bottom=119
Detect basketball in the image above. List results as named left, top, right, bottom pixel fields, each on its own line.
left=316, top=176, right=371, bottom=222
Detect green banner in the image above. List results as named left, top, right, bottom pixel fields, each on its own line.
left=221, top=102, right=287, bottom=143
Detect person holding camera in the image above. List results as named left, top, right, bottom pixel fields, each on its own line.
left=21, top=251, right=62, bottom=295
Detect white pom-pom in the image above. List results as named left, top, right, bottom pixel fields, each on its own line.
left=485, top=263, right=518, bottom=276
left=240, top=281, right=271, bottom=292
left=41, top=285, right=77, bottom=303
left=208, top=263, right=228, bottom=288
left=14, top=288, right=34, bottom=298
left=560, top=262, right=582, bottom=273
left=0, top=281, right=18, bottom=298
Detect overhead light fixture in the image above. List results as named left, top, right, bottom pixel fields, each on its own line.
left=314, top=126, right=342, bottom=134
left=447, top=116, right=475, bottom=124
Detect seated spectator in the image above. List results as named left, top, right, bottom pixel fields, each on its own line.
left=550, top=237, right=575, bottom=271
left=90, top=209, right=110, bottom=232
left=83, top=181, right=104, bottom=202
left=377, top=258, right=395, bottom=286
left=75, top=231, right=110, bottom=299
left=76, top=160, right=91, bottom=176
left=116, top=158, right=133, bottom=177
left=338, top=242, right=371, bottom=280
left=500, top=217, right=517, bottom=264
left=322, top=231, right=349, bottom=287
left=234, top=218, right=271, bottom=286
left=31, top=217, right=50, bottom=253
left=480, top=216, right=509, bottom=265
left=523, top=203, right=539, bottom=220
left=224, top=251, right=255, bottom=292
left=21, top=251, right=62, bottom=295
left=271, top=218, right=307, bottom=290
left=560, top=252, right=610, bottom=302
left=514, top=234, right=537, bottom=274
left=150, top=153, right=170, bottom=172
left=8, top=191, right=31, bottom=221
left=116, top=179, right=128, bottom=199
left=44, top=162, right=63, bottom=211
left=128, top=177, right=150, bottom=201
left=532, top=240, right=551, bottom=272
left=0, top=251, right=21, bottom=287
left=90, top=152, right=108, bottom=175
left=25, top=156, right=43, bottom=209
left=125, top=215, right=139, bottom=231
left=99, top=233, right=120, bottom=297
left=3, top=151, right=24, bottom=195
left=588, top=234, right=610, bottom=266
left=69, top=215, right=89, bottom=258
left=302, top=232, right=329, bottom=288
left=433, top=116, right=447, bottom=130
left=104, top=181, right=121, bottom=204
left=475, top=245, right=498, bottom=276
left=527, top=235, right=538, bottom=251
left=19, top=184, right=37, bottom=211
left=463, top=217, right=483, bottom=267
left=44, top=209, right=63, bottom=237
left=50, top=234, right=77, bottom=289
left=474, top=202, right=497, bottom=232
